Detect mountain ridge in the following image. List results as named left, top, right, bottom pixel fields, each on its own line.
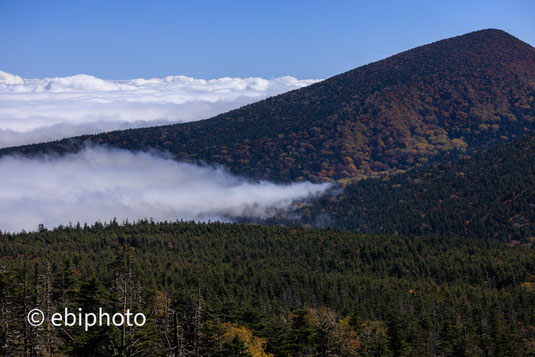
left=1, top=29, right=534, bottom=182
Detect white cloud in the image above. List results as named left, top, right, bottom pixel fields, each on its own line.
left=0, top=146, right=331, bottom=232
left=0, top=70, right=320, bottom=148
left=0, top=70, right=24, bottom=85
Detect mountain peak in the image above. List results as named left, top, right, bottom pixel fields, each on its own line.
left=340, top=28, right=534, bottom=82
left=426, top=28, right=525, bottom=46
left=456, top=28, right=513, bottom=38
left=436, top=28, right=531, bottom=50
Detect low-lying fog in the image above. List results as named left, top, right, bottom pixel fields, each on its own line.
left=0, top=146, right=331, bottom=232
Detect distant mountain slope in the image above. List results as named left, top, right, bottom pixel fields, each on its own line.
left=287, top=134, right=535, bottom=241
left=2, top=29, right=534, bottom=182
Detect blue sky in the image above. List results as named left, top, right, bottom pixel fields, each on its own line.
left=1, top=0, right=534, bottom=79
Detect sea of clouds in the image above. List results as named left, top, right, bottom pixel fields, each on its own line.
left=0, top=146, right=332, bottom=232
left=0, top=70, right=319, bottom=148
left=0, top=70, right=328, bottom=232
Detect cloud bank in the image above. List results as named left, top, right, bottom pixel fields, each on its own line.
left=0, top=146, right=331, bottom=232
left=0, top=70, right=320, bottom=148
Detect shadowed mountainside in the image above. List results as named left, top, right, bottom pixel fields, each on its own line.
left=273, top=134, right=535, bottom=241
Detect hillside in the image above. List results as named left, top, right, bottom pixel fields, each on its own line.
left=1, top=29, right=534, bottom=182
left=1, top=221, right=534, bottom=355
left=281, top=134, right=535, bottom=241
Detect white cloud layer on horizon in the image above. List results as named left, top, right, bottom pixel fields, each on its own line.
left=0, top=146, right=331, bottom=232
left=0, top=70, right=320, bottom=148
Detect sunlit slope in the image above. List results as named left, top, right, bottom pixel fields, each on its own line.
left=2, top=29, right=534, bottom=182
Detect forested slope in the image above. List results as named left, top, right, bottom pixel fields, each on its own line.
left=1, top=221, right=534, bottom=355
left=284, top=133, right=535, bottom=240
left=1, top=29, right=534, bottom=182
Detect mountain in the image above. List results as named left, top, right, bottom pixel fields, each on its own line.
left=278, top=134, right=535, bottom=241
left=1, top=29, right=535, bottom=182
